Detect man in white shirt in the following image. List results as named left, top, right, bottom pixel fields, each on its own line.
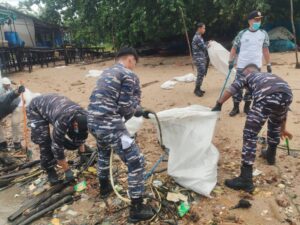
left=228, top=10, right=271, bottom=117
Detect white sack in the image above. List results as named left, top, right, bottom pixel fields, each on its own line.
left=160, top=80, right=177, bottom=90
left=85, top=70, right=103, bottom=78
left=268, top=27, right=294, bottom=41
left=151, top=105, right=219, bottom=197
left=173, top=73, right=196, bottom=83
left=18, top=88, right=41, bottom=107
left=125, top=116, right=144, bottom=137
left=208, top=41, right=236, bottom=87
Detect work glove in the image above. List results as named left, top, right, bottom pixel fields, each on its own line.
left=267, top=64, right=272, bottom=73
left=211, top=101, right=223, bottom=111
left=17, top=85, right=25, bottom=94
left=134, top=106, right=144, bottom=117
left=142, top=110, right=152, bottom=119
left=64, top=169, right=75, bottom=183
left=228, top=61, right=234, bottom=71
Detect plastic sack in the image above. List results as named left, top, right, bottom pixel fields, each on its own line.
left=151, top=105, right=219, bottom=197
left=160, top=80, right=178, bottom=90
left=125, top=116, right=144, bottom=137
left=85, top=70, right=103, bottom=78
left=18, top=88, right=41, bottom=107
left=173, top=73, right=196, bottom=83
left=208, top=41, right=236, bottom=86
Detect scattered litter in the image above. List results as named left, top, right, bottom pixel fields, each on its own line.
left=114, top=184, right=123, bottom=192
left=33, top=178, right=42, bottom=185
left=51, top=218, right=61, bottom=225
left=60, top=205, right=69, bottom=212
left=87, top=167, right=97, bottom=175
left=29, top=183, right=36, bottom=191
left=153, top=180, right=163, bottom=188
left=261, top=209, right=269, bottom=216
left=85, top=70, right=103, bottom=78
left=278, top=183, right=285, bottom=189
left=14, top=194, right=20, bottom=198
left=178, top=202, right=190, bottom=217
left=66, top=209, right=78, bottom=216
left=55, top=66, right=67, bottom=69
left=80, top=193, right=89, bottom=201
left=167, top=192, right=188, bottom=203
left=173, top=73, right=196, bottom=82
left=74, top=181, right=87, bottom=192
left=253, top=169, right=263, bottom=176
left=160, top=80, right=177, bottom=90
left=230, top=199, right=252, bottom=210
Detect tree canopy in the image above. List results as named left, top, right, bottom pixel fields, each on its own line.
left=18, top=0, right=300, bottom=47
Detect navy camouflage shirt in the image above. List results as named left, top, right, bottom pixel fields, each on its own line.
left=192, top=32, right=208, bottom=60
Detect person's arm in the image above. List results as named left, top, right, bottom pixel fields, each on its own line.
left=280, top=119, right=293, bottom=140
left=263, top=48, right=271, bottom=65
left=262, top=31, right=272, bottom=72
left=229, top=47, right=237, bottom=63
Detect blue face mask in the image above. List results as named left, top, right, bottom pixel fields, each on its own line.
left=252, top=22, right=261, bottom=30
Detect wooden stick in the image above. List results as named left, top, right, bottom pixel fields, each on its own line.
left=290, top=0, right=300, bottom=68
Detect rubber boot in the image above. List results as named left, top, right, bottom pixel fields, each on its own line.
left=13, top=142, right=22, bottom=151
left=243, top=101, right=251, bottom=115
left=128, top=197, right=154, bottom=223
left=224, top=164, right=254, bottom=193
left=46, top=168, right=61, bottom=186
left=0, top=141, right=8, bottom=152
left=261, top=145, right=277, bottom=165
left=99, top=178, right=113, bottom=198
left=229, top=102, right=240, bottom=117
left=194, top=84, right=203, bottom=97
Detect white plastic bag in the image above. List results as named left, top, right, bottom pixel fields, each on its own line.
left=125, top=116, right=144, bottom=137
left=85, top=70, right=103, bottom=78
left=173, top=73, right=196, bottom=83
left=18, top=88, right=41, bottom=107
left=151, top=105, right=219, bottom=197
left=208, top=41, right=236, bottom=87
left=160, top=80, right=177, bottom=90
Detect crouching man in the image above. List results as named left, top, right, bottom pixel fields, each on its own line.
left=27, top=94, right=88, bottom=185
left=212, top=64, right=293, bottom=193
left=88, top=47, right=154, bottom=223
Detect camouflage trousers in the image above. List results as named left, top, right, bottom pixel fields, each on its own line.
left=194, top=58, right=208, bottom=87
left=242, top=93, right=292, bottom=165
left=27, top=109, right=55, bottom=170
left=89, top=121, right=145, bottom=199
left=232, top=69, right=252, bottom=103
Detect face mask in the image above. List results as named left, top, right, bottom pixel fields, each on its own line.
left=252, top=22, right=261, bottom=30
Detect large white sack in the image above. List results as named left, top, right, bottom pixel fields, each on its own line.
left=160, top=80, right=177, bottom=90
left=268, top=27, right=294, bottom=41
left=151, top=105, right=219, bottom=197
left=125, top=116, right=144, bottom=137
left=18, top=88, right=41, bottom=107
left=208, top=41, right=235, bottom=87
left=173, top=73, right=196, bottom=83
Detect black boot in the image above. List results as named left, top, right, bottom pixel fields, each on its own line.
left=13, top=142, right=22, bottom=151
left=194, top=85, right=203, bottom=97
left=243, top=101, right=251, bottom=115
left=46, top=168, right=61, bottom=186
left=224, top=164, right=254, bottom=193
left=229, top=102, right=240, bottom=117
left=0, top=141, right=8, bottom=152
left=99, top=178, right=113, bottom=198
left=261, top=145, right=277, bottom=165
left=128, top=198, right=154, bottom=223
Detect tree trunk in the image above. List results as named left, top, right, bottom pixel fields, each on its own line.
left=290, top=0, right=300, bottom=68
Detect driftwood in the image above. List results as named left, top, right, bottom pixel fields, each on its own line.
left=0, top=160, right=40, bottom=173
left=17, top=195, right=74, bottom=225
left=0, top=168, right=30, bottom=179
left=8, top=183, right=66, bottom=222
left=12, top=186, right=75, bottom=225
left=0, top=178, right=14, bottom=188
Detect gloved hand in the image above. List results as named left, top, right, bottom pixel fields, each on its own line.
left=228, top=61, right=234, bottom=70
left=17, top=85, right=25, bottom=94
left=267, top=64, right=272, bottom=73
left=64, top=169, right=75, bottom=182
left=134, top=106, right=144, bottom=117
left=211, top=101, right=223, bottom=111
left=142, top=110, right=152, bottom=119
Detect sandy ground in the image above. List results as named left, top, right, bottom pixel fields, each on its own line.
left=1, top=52, right=300, bottom=225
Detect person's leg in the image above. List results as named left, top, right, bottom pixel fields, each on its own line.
left=225, top=100, right=269, bottom=192
left=0, top=119, right=7, bottom=151
left=243, top=89, right=252, bottom=115
left=194, top=60, right=206, bottom=97
left=229, top=69, right=244, bottom=116
left=11, top=107, right=22, bottom=150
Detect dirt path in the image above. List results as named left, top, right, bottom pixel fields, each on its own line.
left=1, top=52, right=300, bottom=225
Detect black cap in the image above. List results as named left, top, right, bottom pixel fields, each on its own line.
left=116, top=47, right=139, bottom=62
left=248, top=10, right=263, bottom=20
left=75, top=114, right=88, bottom=133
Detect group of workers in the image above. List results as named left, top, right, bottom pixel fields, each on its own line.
left=0, top=9, right=294, bottom=223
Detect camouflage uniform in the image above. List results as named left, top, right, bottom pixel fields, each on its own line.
left=192, top=32, right=209, bottom=87
left=228, top=72, right=293, bottom=165
left=88, top=63, right=145, bottom=199
left=27, top=94, right=87, bottom=170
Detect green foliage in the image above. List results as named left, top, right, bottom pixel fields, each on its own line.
left=18, top=0, right=300, bottom=47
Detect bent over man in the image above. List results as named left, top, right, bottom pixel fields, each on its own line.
left=88, top=47, right=154, bottom=223
left=212, top=64, right=293, bottom=193
left=27, top=94, right=88, bottom=185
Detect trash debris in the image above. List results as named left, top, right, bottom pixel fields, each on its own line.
left=85, top=70, right=103, bottom=78
left=173, top=73, right=196, bottom=82
left=153, top=180, right=163, bottom=188
left=51, top=217, right=61, bottom=225
left=253, top=169, right=263, bottom=176
left=14, top=194, right=20, bottom=198
left=160, top=80, right=177, bottom=90
left=278, top=183, right=286, bottom=189
left=60, top=205, right=69, bottom=212
left=114, top=184, right=123, bottom=192
left=87, top=167, right=97, bottom=175
left=66, top=209, right=78, bottom=216
left=167, top=192, right=188, bottom=203
left=230, top=199, right=252, bottom=210
left=178, top=202, right=190, bottom=217
left=261, top=209, right=269, bottom=216
left=29, top=183, right=36, bottom=191
left=74, top=181, right=87, bottom=192
left=55, top=66, right=67, bottom=69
